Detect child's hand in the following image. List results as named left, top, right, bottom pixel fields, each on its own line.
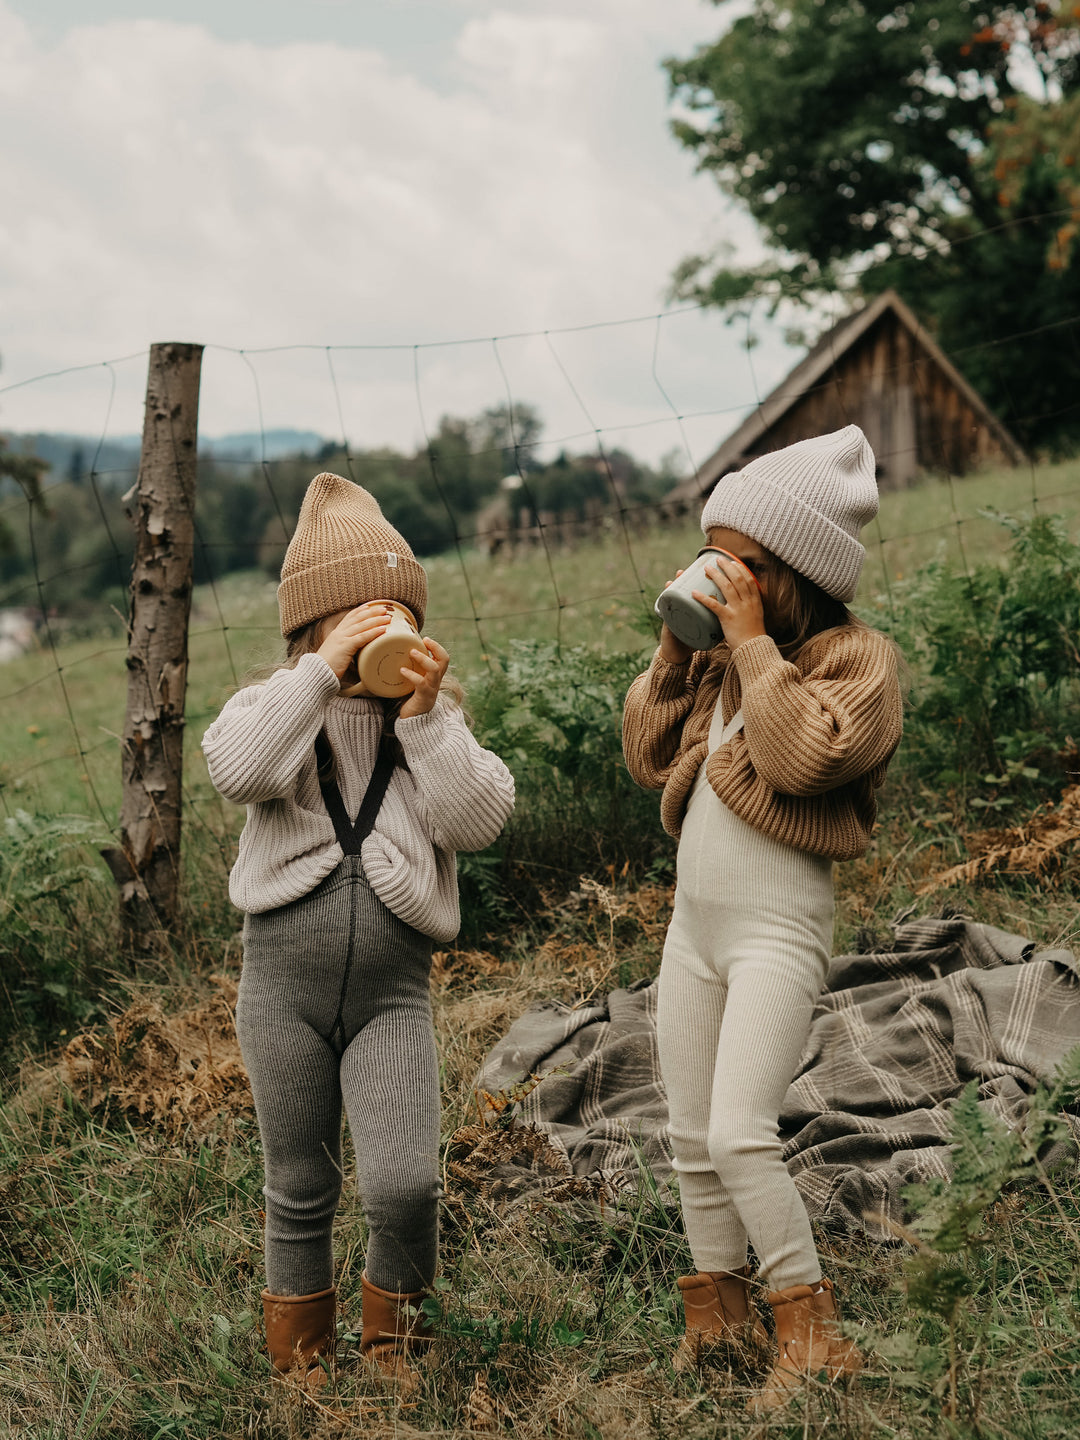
left=660, top=570, right=693, bottom=664
left=317, top=603, right=392, bottom=679
left=398, top=637, right=450, bottom=718
left=695, top=556, right=766, bottom=650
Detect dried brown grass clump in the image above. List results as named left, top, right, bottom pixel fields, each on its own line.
left=446, top=1118, right=604, bottom=1207
left=615, top=881, right=675, bottom=939
left=465, top=1369, right=515, bottom=1432
left=922, top=784, right=1080, bottom=891
left=59, top=976, right=252, bottom=1139
left=431, top=948, right=516, bottom=990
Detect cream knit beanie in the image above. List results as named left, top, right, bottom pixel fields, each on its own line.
left=699, top=425, right=878, bottom=601
left=278, top=472, right=428, bottom=636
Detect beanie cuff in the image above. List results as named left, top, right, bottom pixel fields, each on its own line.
left=278, top=551, right=428, bottom=636
left=701, top=475, right=865, bottom=601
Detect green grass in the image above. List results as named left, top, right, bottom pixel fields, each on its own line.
left=4, top=457, right=1080, bottom=821
left=4, top=870, right=1080, bottom=1438
left=4, top=459, right=1080, bottom=1435
left=8, top=455, right=1080, bottom=829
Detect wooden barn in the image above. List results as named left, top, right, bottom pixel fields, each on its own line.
left=667, top=290, right=1025, bottom=506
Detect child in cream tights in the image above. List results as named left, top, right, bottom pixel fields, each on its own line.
left=623, top=427, right=903, bottom=1410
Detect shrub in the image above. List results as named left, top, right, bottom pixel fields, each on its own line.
left=0, top=810, right=114, bottom=1063
left=460, top=641, right=669, bottom=937
left=882, top=512, right=1080, bottom=796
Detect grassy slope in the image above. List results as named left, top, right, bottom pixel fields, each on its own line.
left=4, top=456, right=1080, bottom=821
left=5, top=874, right=1080, bottom=1439
left=4, top=460, right=1080, bottom=1436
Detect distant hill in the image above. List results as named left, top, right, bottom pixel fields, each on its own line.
left=2, top=429, right=329, bottom=486
left=3, top=432, right=141, bottom=485
left=199, top=430, right=328, bottom=461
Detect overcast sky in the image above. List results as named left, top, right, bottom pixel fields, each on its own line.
left=0, top=0, right=800, bottom=469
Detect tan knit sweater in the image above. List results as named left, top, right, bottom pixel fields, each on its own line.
left=622, top=626, right=903, bottom=861
left=202, top=653, right=515, bottom=941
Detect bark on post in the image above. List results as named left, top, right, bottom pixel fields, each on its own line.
left=103, top=342, right=203, bottom=951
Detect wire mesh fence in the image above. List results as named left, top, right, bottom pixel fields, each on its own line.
left=2, top=288, right=1079, bottom=890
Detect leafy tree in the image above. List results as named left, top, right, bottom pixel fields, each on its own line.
left=667, top=1, right=1080, bottom=452
left=2, top=400, right=671, bottom=621
left=0, top=354, right=47, bottom=554
left=423, top=403, right=543, bottom=522
left=0, top=439, right=47, bottom=553
left=475, top=401, right=544, bottom=476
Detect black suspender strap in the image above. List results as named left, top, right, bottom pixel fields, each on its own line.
left=315, top=729, right=397, bottom=856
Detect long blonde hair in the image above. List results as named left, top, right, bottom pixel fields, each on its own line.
left=761, top=552, right=860, bottom=657
left=758, top=550, right=908, bottom=694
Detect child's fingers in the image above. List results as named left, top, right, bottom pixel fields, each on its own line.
left=713, top=556, right=760, bottom=598
left=698, top=561, right=734, bottom=608
left=399, top=666, right=440, bottom=691
left=697, top=555, right=766, bottom=650
left=400, top=642, right=447, bottom=693
left=691, top=588, right=725, bottom=616
left=343, top=622, right=392, bottom=654
left=334, top=602, right=388, bottom=627
left=704, top=559, right=758, bottom=606
left=345, top=606, right=392, bottom=629
left=413, top=641, right=449, bottom=677
left=409, top=647, right=446, bottom=682
left=356, top=614, right=392, bottom=636
left=328, top=611, right=390, bottom=645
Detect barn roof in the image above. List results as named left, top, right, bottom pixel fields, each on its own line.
left=669, top=289, right=1026, bottom=502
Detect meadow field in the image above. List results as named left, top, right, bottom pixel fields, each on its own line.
left=4, top=454, right=1080, bottom=821
left=3, top=460, right=1080, bottom=1438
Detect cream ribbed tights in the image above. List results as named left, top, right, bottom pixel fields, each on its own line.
left=656, top=707, right=834, bottom=1291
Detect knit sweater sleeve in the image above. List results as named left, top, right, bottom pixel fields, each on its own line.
left=622, top=647, right=709, bottom=790
left=731, top=627, right=902, bottom=797
left=202, top=653, right=340, bottom=804
left=395, top=701, right=515, bottom=852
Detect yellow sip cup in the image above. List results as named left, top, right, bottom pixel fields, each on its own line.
left=339, top=602, right=422, bottom=699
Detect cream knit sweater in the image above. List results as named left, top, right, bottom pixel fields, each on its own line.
left=202, top=653, right=515, bottom=941
left=622, top=625, right=903, bottom=861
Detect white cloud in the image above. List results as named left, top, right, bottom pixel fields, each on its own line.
left=0, top=0, right=796, bottom=463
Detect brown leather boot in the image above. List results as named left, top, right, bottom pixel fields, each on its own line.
left=360, top=1271, right=433, bottom=1388
left=750, top=1277, right=862, bottom=1411
left=675, top=1265, right=769, bottom=1369
left=261, top=1286, right=336, bottom=1386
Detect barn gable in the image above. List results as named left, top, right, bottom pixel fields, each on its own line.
left=669, top=290, right=1026, bottom=503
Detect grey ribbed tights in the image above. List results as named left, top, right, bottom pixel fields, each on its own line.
left=236, top=855, right=439, bottom=1296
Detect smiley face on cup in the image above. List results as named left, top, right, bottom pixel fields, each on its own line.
left=338, top=602, right=422, bottom=698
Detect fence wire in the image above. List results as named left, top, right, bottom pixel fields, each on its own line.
left=2, top=267, right=1080, bottom=854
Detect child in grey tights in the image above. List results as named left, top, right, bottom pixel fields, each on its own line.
left=203, top=473, right=515, bottom=1383
left=623, top=427, right=903, bottom=1411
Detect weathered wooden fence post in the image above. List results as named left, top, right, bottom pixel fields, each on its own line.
left=103, top=342, right=203, bottom=952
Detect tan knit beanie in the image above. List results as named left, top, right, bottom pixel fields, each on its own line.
left=278, top=472, right=428, bottom=637
left=699, top=425, right=879, bottom=601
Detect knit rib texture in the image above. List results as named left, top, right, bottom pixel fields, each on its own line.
left=657, top=740, right=834, bottom=1288
left=237, top=855, right=440, bottom=1296
left=699, top=426, right=879, bottom=601
left=277, top=471, right=428, bottom=635
left=202, top=653, right=516, bottom=941
left=622, top=625, right=902, bottom=861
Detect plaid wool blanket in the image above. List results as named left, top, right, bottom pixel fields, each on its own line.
left=473, top=916, right=1080, bottom=1230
